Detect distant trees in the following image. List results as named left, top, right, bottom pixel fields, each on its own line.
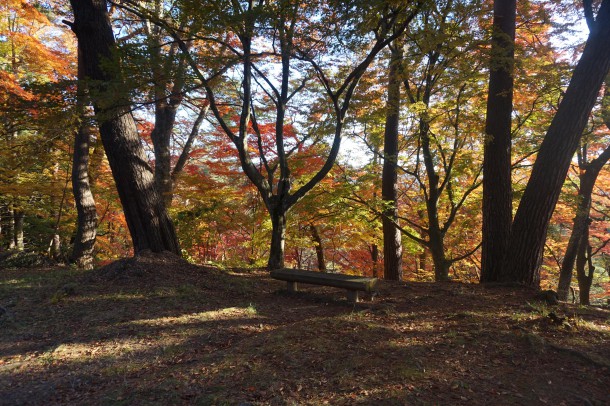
left=117, top=0, right=420, bottom=269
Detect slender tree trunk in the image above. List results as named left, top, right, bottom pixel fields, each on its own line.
left=371, top=243, right=380, bottom=277
left=7, top=204, right=15, bottom=250
left=422, top=119, right=449, bottom=281
left=71, top=136, right=98, bottom=268
left=151, top=104, right=178, bottom=208
left=70, top=47, right=98, bottom=269
left=14, top=210, right=24, bottom=251
left=268, top=207, right=286, bottom=270
left=575, top=230, right=594, bottom=305
left=69, top=0, right=180, bottom=255
left=481, top=0, right=516, bottom=282
left=557, top=152, right=610, bottom=299
left=558, top=210, right=590, bottom=300
left=309, top=224, right=326, bottom=271
left=382, top=42, right=404, bottom=281
left=500, top=2, right=610, bottom=286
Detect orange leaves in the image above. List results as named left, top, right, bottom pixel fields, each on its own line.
left=0, top=70, right=34, bottom=103
left=1, top=0, right=76, bottom=81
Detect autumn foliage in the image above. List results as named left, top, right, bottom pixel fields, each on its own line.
left=0, top=0, right=609, bottom=304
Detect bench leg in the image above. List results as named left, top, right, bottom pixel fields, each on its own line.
left=287, top=281, right=298, bottom=292
left=347, top=290, right=359, bottom=303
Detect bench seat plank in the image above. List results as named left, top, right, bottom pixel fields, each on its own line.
left=270, top=268, right=377, bottom=294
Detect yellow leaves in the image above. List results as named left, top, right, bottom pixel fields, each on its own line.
left=407, top=101, right=428, bottom=116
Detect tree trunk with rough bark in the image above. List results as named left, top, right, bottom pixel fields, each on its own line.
left=382, top=42, right=404, bottom=281
left=500, top=2, right=610, bottom=286
left=70, top=48, right=98, bottom=269
left=69, top=0, right=180, bottom=255
left=152, top=103, right=178, bottom=208
left=481, top=0, right=516, bottom=283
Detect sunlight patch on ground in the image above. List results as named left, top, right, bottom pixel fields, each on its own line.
left=28, top=339, right=154, bottom=367
left=124, top=306, right=259, bottom=328
left=67, top=292, right=149, bottom=302
left=0, top=278, right=29, bottom=287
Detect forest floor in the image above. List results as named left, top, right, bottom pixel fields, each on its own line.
left=0, top=253, right=609, bottom=405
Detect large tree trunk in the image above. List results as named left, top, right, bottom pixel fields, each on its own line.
left=69, top=0, right=180, bottom=255
left=480, top=0, right=516, bottom=282
left=382, top=42, right=404, bottom=281
left=70, top=48, right=98, bottom=270
left=500, top=2, right=610, bottom=286
left=268, top=207, right=286, bottom=270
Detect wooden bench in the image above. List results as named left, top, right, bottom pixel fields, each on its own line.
left=270, top=268, right=378, bottom=303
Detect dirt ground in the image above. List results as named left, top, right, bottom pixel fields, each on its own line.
left=1, top=253, right=609, bottom=405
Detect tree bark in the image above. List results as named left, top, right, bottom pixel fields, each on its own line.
left=152, top=103, right=179, bottom=208
left=268, top=207, right=286, bottom=270
left=576, top=229, right=594, bottom=305
left=421, top=113, right=450, bottom=281
left=429, top=225, right=449, bottom=281
left=371, top=243, right=380, bottom=278
left=481, top=0, right=516, bottom=282
left=500, top=1, right=610, bottom=286
left=7, top=204, right=15, bottom=250
left=382, top=42, right=404, bottom=281
left=70, top=123, right=98, bottom=269
left=309, top=224, right=326, bottom=271
left=69, top=0, right=180, bottom=255
left=14, top=210, right=24, bottom=251
left=70, top=47, right=98, bottom=270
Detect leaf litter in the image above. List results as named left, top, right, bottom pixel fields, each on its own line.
left=0, top=255, right=608, bottom=405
